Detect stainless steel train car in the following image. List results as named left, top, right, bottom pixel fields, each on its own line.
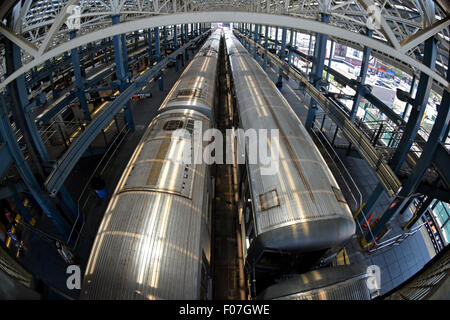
left=225, top=30, right=359, bottom=296
left=258, top=264, right=376, bottom=300
left=80, top=29, right=222, bottom=300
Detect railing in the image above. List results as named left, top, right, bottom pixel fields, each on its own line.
left=311, top=113, right=362, bottom=213
left=67, top=123, right=130, bottom=249
left=239, top=32, right=402, bottom=196
left=367, top=222, right=426, bottom=253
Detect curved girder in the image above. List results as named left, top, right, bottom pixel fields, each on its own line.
left=0, top=0, right=448, bottom=90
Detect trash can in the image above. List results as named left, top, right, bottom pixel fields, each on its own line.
left=91, top=176, right=108, bottom=199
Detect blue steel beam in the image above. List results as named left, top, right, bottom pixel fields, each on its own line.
left=44, top=33, right=208, bottom=196
left=390, top=36, right=437, bottom=173
left=0, top=142, right=12, bottom=177
left=326, top=40, right=334, bottom=83
left=253, top=24, right=259, bottom=60
left=173, top=25, right=178, bottom=49
left=277, top=27, right=288, bottom=85
left=403, top=196, right=434, bottom=229
left=263, top=25, right=269, bottom=71
left=147, top=28, right=154, bottom=65
left=402, top=74, right=417, bottom=119
left=112, top=14, right=134, bottom=132
left=6, top=41, right=50, bottom=178
left=365, top=36, right=443, bottom=245
left=350, top=28, right=373, bottom=122
left=0, top=95, right=71, bottom=238
left=432, top=143, right=450, bottom=187
left=69, top=30, right=91, bottom=120
left=305, top=13, right=329, bottom=131
left=154, top=27, right=161, bottom=62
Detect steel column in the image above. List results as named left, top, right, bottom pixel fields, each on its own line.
left=112, top=15, right=135, bottom=131
left=390, top=36, right=437, bottom=173
left=5, top=40, right=49, bottom=179
left=365, top=36, right=441, bottom=244
left=173, top=25, right=178, bottom=49
left=263, top=25, right=269, bottom=71
left=288, top=28, right=294, bottom=66
left=326, top=40, right=334, bottom=83
left=350, top=28, right=373, bottom=122
left=154, top=27, right=161, bottom=62
left=277, top=27, right=288, bottom=86
left=253, top=24, right=259, bottom=60
left=305, top=14, right=329, bottom=131
left=147, top=28, right=154, bottom=65
left=0, top=95, right=71, bottom=238
left=69, top=31, right=91, bottom=120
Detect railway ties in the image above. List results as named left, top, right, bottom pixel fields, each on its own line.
left=212, top=36, right=246, bottom=300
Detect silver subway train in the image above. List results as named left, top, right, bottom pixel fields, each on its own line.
left=81, top=30, right=222, bottom=299
left=225, top=30, right=376, bottom=299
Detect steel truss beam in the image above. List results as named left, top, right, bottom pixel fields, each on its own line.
left=1, top=12, right=448, bottom=92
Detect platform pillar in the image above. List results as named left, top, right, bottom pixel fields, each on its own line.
left=69, top=31, right=91, bottom=121
left=112, top=15, right=134, bottom=132
left=402, top=74, right=417, bottom=120
left=350, top=28, right=373, bottom=122
left=263, top=25, right=269, bottom=71
left=305, top=13, right=329, bottom=131
left=365, top=36, right=440, bottom=244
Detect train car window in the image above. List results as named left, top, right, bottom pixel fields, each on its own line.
left=186, top=119, right=195, bottom=134
left=163, top=120, right=184, bottom=131
left=176, top=88, right=203, bottom=99
left=331, top=186, right=347, bottom=204
left=259, top=189, right=280, bottom=211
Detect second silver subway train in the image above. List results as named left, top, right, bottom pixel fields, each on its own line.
left=225, top=29, right=376, bottom=299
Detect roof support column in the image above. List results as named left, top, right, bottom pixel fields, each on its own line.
left=69, top=30, right=90, bottom=121
left=173, top=25, right=178, bottom=49
left=147, top=29, right=154, bottom=65
left=326, top=40, right=334, bottom=84
left=253, top=24, right=259, bottom=60
left=364, top=36, right=439, bottom=245
left=5, top=40, right=49, bottom=179
left=263, top=25, right=269, bottom=71
left=276, top=27, right=287, bottom=89
left=0, top=95, right=71, bottom=239
left=403, top=197, right=434, bottom=230
left=288, top=28, right=294, bottom=66
left=163, top=26, right=167, bottom=53
left=154, top=27, right=161, bottom=62
left=350, top=28, right=373, bottom=122
left=305, top=13, right=329, bottom=131
left=390, top=36, right=437, bottom=173
left=112, top=15, right=134, bottom=132
left=275, top=26, right=279, bottom=46
left=402, top=74, right=417, bottom=120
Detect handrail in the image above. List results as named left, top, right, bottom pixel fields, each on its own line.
left=67, top=123, right=130, bottom=248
